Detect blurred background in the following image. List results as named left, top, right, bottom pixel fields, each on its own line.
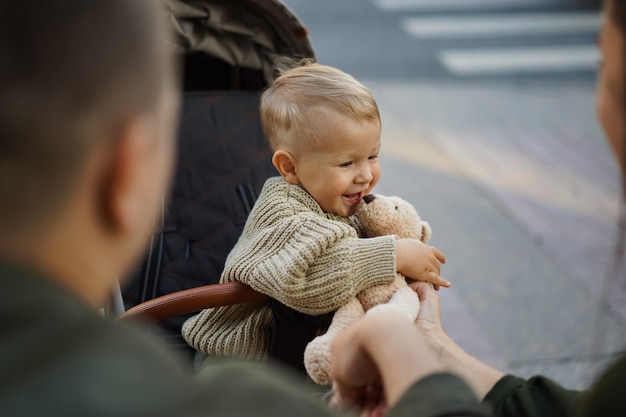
left=283, top=0, right=625, bottom=390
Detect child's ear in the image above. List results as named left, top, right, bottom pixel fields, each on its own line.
left=272, top=150, right=300, bottom=185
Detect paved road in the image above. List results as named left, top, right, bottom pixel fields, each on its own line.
left=285, top=0, right=600, bottom=81
left=284, top=0, right=626, bottom=391
left=368, top=81, right=624, bottom=389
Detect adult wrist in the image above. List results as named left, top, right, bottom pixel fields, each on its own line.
left=361, top=314, right=446, bottom=405
left=425, top=330, right=505, bottom=400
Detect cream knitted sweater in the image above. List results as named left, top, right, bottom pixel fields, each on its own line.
left=182, top=177, right=397, bottom=361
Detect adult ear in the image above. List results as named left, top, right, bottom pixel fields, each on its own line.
left=99, top=117, right=155, bottom=234
left=272, top=150, right=300, bottom=185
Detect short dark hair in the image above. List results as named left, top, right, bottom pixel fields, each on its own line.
left=609, top=0, right=626, bottom=192
left=0, top=0, right=171, bottom=234
left=612, top=0, right=626, bottom=33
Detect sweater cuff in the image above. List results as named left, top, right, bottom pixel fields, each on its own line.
left=349, top=235, right=397, bottom=293
left=389, top=373, right=491, bottom=417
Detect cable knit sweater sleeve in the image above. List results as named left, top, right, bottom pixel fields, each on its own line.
left=221, top=177, right=397, bottom=315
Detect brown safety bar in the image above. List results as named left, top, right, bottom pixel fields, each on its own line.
left=118, top=281, right=269, bottom=323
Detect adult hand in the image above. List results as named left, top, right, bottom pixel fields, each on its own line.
left=407, top=281, right=506, bottom=399
left=328, top=380, right=386, bottom=417
left=408, top=281, right=443, bottom=334
left=331, top=311, right=445, bottom=416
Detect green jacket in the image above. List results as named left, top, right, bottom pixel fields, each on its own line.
left=0, top=261, right=488, bottom=417
left=484, top=358, right=626, bottom=417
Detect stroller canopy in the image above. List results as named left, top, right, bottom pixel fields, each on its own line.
left=163, top=0, right=315, bottom=81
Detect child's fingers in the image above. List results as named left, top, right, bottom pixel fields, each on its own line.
left=431, top=247, right=446, bottom=263
left=427, top=271, right=451, bottom=288
left=430, top=259, right=441, bottom=275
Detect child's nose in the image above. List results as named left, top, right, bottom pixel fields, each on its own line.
left=356, top=166, right=373, bottom=183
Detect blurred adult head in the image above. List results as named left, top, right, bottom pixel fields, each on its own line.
left=0, top=0, right=179, bottom=306
left=598, top=0, right=626, bottom=176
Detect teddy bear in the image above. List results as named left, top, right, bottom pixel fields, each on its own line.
left=303, top=193, right=432, bottom=385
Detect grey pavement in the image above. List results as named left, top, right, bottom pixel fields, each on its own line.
left=283, top=0, right=599, bottom=82
left=369, top=79, right=626, bottom=390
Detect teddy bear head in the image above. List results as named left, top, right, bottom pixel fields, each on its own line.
left=357, top=194, right=431, bottom=243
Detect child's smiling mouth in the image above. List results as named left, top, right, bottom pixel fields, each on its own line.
left=342, top=192, right=363, bottom=205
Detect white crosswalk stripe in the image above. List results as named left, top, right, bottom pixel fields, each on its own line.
left=373, top=0, right=546, bottom=12
left=440, top=45, right=600, bottom=75
left=372, top=0, right=601, bottom=77
left=402, top=13, right=601, bottom=39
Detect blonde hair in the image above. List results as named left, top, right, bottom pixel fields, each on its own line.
left=260, top=60, right=380, bottom=151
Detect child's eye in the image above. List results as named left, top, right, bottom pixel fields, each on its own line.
left=339, top=161, right=353, bottom=167
left=368, top=155, right=379, bottom=161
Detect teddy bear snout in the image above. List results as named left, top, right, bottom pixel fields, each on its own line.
left=363, top=194, right=376, bottom=204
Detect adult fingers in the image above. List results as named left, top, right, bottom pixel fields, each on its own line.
left=331, top=320, right=379, bottom=406
left=332, top=384, right=365, bottom=413
left=359, top=383, right=387, bottom=417
left=410, top=282, right=443, bottom=331
left=410, top=280, right=438, bottom=301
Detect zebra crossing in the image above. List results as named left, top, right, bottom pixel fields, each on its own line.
left=372, top=0, right=602, bottom=77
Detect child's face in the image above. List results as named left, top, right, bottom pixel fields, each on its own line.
left=293, top=114, right=381, bottom=217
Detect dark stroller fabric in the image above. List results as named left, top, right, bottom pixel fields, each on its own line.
left=269, top=299, right=334, bottom=374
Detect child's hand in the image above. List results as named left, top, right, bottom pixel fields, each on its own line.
left=395, top=238, right=450, bottom=290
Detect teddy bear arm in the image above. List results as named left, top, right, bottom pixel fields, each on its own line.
left=304, top=297, right=365, bottom=385
left=357, top=273, right=407, bottom=310
left=366, top=285, right=420, bottom=321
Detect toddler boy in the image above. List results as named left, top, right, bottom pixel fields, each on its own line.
left=182, top=61, right=449, bottom=365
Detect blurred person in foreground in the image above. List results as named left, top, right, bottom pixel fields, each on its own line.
left=329, top=0, right=626, bottom=416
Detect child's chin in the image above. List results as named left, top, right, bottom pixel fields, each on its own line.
left=342, top=207, right=359, bottom=217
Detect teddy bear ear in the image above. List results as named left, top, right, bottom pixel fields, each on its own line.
left=421, top=221, right=432, bottom=243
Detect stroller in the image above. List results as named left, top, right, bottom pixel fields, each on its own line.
left=118, top=0, right=321, bottom=374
